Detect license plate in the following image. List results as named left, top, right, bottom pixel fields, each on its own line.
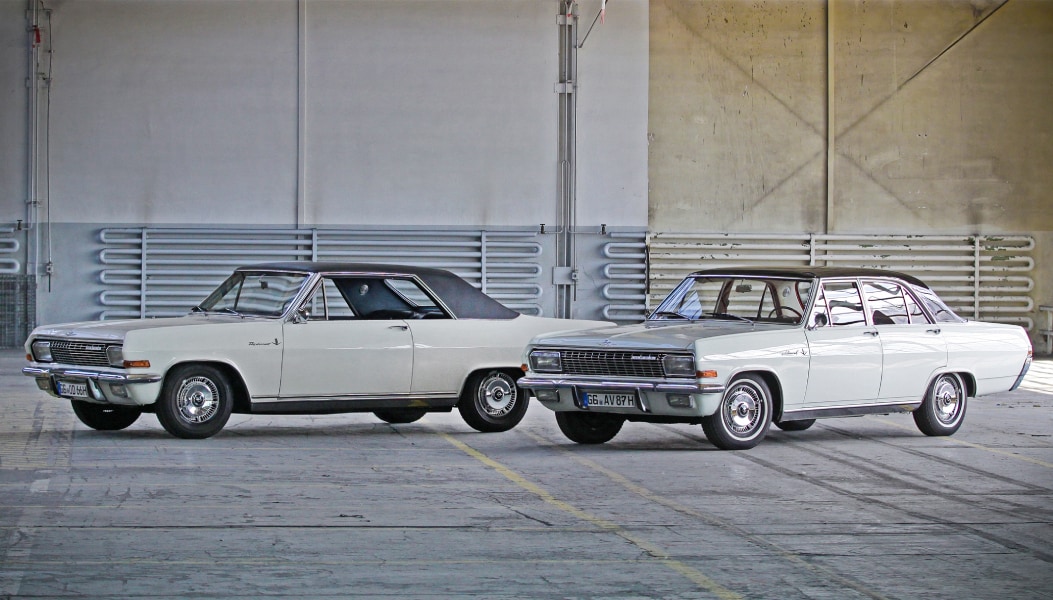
left=57, top=381, right=89, bottom=399
left=581, top=392, right=636, bottom=408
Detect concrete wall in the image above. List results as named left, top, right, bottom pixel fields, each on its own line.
left=0, top=0, right=649, bottom=325
left=649, top=0, right=1053, bottom=346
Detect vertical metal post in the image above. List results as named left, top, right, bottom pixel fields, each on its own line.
left=556, top=1, right=577, bottom=318
left=140, top=229, right=149, bottom=319
left=480, top=231, right=488, bottom=295
left=973, top=235, right=982, bottom=319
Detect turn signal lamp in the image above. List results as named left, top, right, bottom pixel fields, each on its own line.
left=698, top=370, right=718, bottom=379
left=123, top=359, right=151, bottom=369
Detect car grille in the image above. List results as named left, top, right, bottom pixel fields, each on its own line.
left=46, top=340, right=112, bottom=367
left=560, top=350, right=678, bottom=379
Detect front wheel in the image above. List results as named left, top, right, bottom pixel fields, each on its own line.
left=913, top=372, right=967, bottom=436
left=458, top=370, right=528, bottom=432
left=554, top=411, right=624, bottom=444
left=701, top=374, right=773, bottom=450
left=374, top=408, right=427, bottom=424
left=155, top=365, right=234, bottom=439
left=70, top=400, right=142, bottom=431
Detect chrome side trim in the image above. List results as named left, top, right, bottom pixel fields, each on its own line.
left=23, top=365, right=162, bottom=384
left=779, top=402, right=921, bottom=421
left=519, top=376, right=725, bottom=395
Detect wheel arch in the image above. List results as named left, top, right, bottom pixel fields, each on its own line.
left=163, top=360, right=252, bottom=413
left=457, top=365, right=524, bottom=402
left=726, top=368, right=784, bottom=421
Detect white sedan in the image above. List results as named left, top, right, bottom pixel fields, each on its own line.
left=23, top=262, right=608, bottom=439
left=520, top=267, right=1034, bottom=450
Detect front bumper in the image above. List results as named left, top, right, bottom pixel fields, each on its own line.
left=519, top=375, right=725, bottom=415
left=23, top=364, right=163, bottom=406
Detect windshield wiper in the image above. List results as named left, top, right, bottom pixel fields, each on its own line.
left=702, top=312, right=753, bottom=324
left=651, top=310, right=690, bottom=320
left=217, top=307, right=244, bottom=317
left=190, top=305, right=205, bottom=313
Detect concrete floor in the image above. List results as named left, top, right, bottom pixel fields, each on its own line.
left=1, top=349, right=1051, bottom=599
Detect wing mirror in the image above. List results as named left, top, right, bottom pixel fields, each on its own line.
left=807, top=312, right=828, bottom=330
left=292, top=307, right=310, bottom=324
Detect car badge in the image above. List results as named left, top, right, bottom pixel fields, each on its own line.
left=601, top=339, right=613, bottom=346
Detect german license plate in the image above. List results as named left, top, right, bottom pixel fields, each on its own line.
left=581, top=392, right=636, bottom=408
left=57, top=381, right=89, bottom=399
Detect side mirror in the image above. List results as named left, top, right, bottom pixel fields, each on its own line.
left=808, top=312, right=828, bottom=330
left=292, top=308, right=310, bottom=324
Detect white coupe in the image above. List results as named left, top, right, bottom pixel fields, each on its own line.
left=23, top=262, right=607, bottom=439
left=519, top=267, right=1034, bottom=450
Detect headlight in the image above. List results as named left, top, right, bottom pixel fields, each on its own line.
left=529, top=350, right=563, bottom=373
left=106, top=345, right=124, bottom=368
left=31, top=340, right=53, bottom=362
left=662, top=354, right=696, bottom=377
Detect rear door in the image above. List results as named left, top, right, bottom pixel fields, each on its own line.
left=862, top=280, right=947, bottom=402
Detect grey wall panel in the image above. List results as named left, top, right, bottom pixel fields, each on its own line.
left=46, top=0, right=300, bottom=225
left=0, top=1, right=28, bottom=231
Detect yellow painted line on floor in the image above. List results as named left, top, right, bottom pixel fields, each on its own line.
left=873, top=418, right=1053, bottom=469
left=522, top=430, right=892, bottom=600
left=437, top=431, right=742, bottom=600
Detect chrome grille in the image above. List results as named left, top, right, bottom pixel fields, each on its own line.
left=46, top=340, right=112, bottom=367
left=560, top=350, right=678, bottom=378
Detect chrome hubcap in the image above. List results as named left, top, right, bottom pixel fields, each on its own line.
left=933, top=377, right=962, bottom=425
left=176, top=377, right=220, bottom=424
left=479, top=374, right=516, bottom=417
left=724, top=384, right=763, bottom=436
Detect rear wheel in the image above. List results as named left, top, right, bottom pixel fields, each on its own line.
left=374, top=408, right=427, bottom=424
left=914, top=372, right=967, bottom=436
left=554, top=411, right=624, bottom=444
left=70, top=400, right=141, bottom=431
left=155, top=365, right=234, bottom=439
left=458, top=370, right=528, bottom=432
left=701, top=374, right=772, bottom=450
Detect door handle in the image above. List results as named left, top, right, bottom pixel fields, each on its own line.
left=864, top=330, right=879, bottom=337
left=926, top=328, right=941, bottom=335
left=389, top=325, right=408, bottom=331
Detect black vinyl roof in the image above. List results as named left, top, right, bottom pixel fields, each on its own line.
left=688, top=266, right=931, bottom=289
left=236, top=262, right=520, bottom=319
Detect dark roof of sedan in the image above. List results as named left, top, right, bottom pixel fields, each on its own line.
left=689, top=266, right=930, bottom=288
left=237, top=262, right=520, bottom=319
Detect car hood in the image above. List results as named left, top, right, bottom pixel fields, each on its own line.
left=531, top=320, right=791, bottom=351
left=29, top=314, right=258, bottom=342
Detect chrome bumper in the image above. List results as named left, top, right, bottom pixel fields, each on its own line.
left=519, top=375, right=725, bottom=395
left=23, top=364, right=163, bottom=403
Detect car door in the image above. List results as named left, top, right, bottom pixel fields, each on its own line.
left=862, top=280, right=947, bottom=402
left=278, top=277, right=412, bottom=401
left=803, top=280, right=883, bottom=407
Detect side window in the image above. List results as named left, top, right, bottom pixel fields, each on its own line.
left=913, top=285, right=963, bottom=323
left=304, top=278, right=357, bottom=320
left=902, top=288, right=929, bottom=324
left=863, top=281, right=909, bottom=325
left=823, top=282, right=867, bottom=327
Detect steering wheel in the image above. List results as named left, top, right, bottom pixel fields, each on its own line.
left=768, top=307, right=803, bottom=319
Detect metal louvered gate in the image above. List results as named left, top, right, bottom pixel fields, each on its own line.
left=648, top=233, right=1036, bottom=329
left=98, top=228, right=548, bottom=319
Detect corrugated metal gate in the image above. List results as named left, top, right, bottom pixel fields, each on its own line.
left=648, top=233, right=1036, bottom=328
left=98, top=228, right=549, bottom=319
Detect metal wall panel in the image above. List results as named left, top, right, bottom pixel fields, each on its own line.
left=648, top=233, right=1036, bottom=329
left=98, top=228, right=547, bottom=320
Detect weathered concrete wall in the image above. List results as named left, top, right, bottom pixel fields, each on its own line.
left=650, top=0, right=1053, bottom=346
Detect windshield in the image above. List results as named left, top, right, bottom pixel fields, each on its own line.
left=651, top=275, right=812, bottom=325
left=197, top=271, right=310, bottom=317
